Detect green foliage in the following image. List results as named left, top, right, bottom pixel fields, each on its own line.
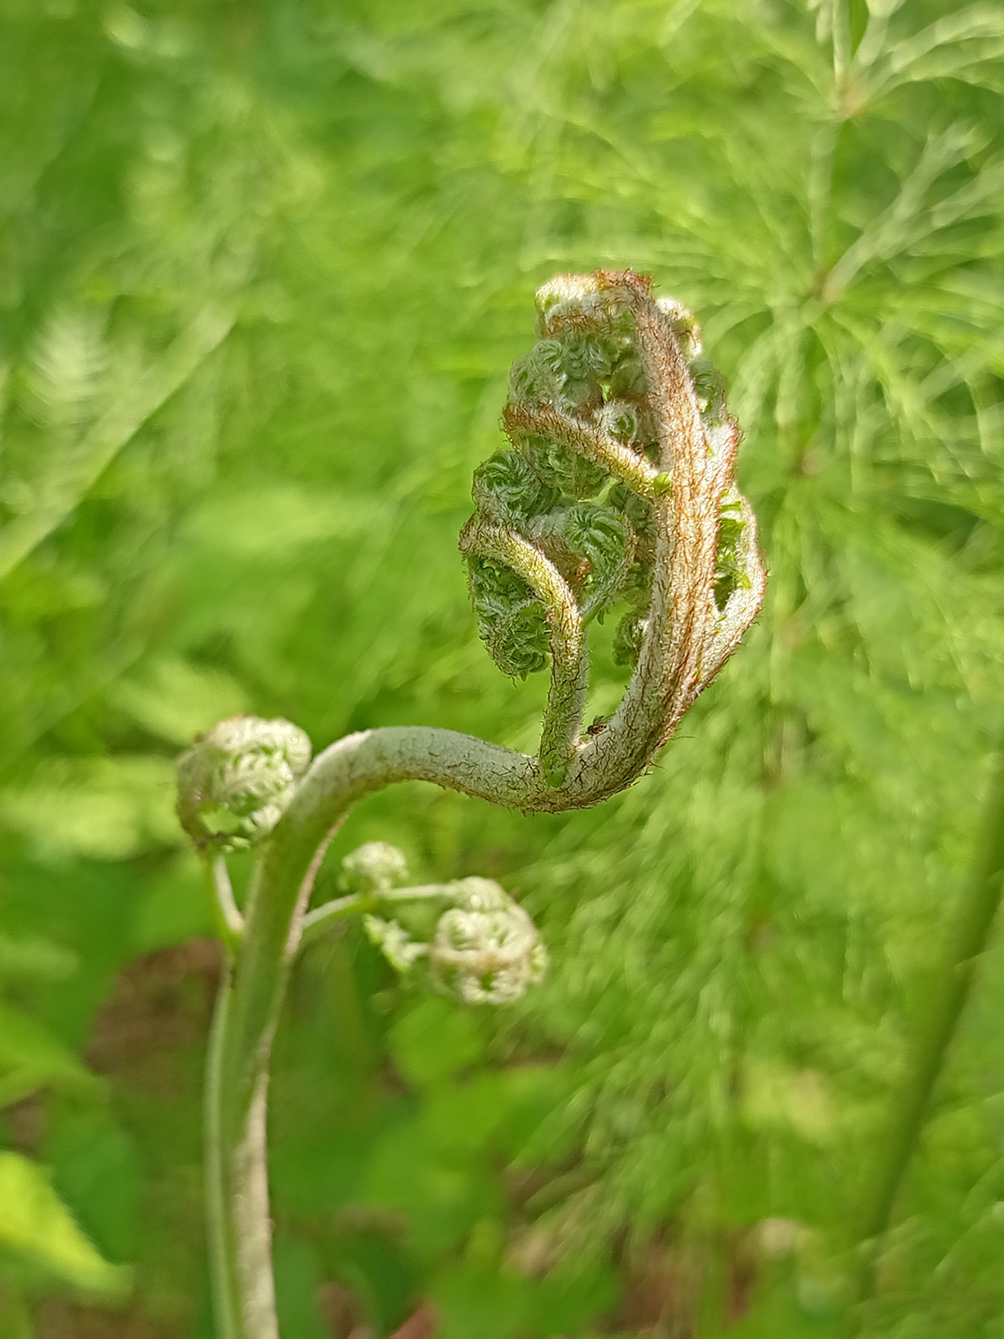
left=0, top=1150, right=128, bottom=1295
left=1, top=0, right=1002, bottom=1335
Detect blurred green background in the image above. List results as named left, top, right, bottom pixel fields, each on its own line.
left=1, top=0, right=1003, bottom=1334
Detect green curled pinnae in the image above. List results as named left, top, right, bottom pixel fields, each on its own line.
left=462, top=269, right=764, bottom=784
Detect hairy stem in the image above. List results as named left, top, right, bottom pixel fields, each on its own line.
left=205, top=974, right=248, bottom=1339
left=857, top=738, right=1004, bottom=1309
left=208, top=854, right=244, bottom=945
left=207, top=834, right=332, bottom=1339
left=301, top=882, right=463, bottom=947
left=207, top=977, right=279, bottom=1339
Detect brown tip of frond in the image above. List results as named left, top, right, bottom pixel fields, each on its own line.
left=593, top=268, right=654, bottom=298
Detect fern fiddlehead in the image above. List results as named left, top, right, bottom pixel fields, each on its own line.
left=462, top=268, right=765, bottom=792
left=177, top=270, right=766, bottom=1339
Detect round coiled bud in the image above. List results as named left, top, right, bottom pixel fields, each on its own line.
left=597, top=398, right=639, bottom=444
left=561, top=504, right=633, bottom=619
left=429, top=878, right=547, bottom=1005
left=689, top=358, right=728, bottom=426
left=520, top=438, right=608, bottom=502
left=177, top=716, right=311, bottom=851
left=612, top=608, right=648, bottom=667
left=364, top=877, right=547, bottom=1006
left=341, top=841, right=409, bottom=895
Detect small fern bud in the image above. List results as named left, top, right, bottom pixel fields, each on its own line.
left=689, top=357, right=728, bottom=425
left=341, top=841, right=409, bottom=895
left=612, top=608, right=648, bottom=667
left=521, top=438, right=608, bottom=502
left=176, top=716, right=311, bottom=852
left=361, top=877, right=547, bottom=1005
left=713, top=497, right=751, bottom=611
left=429, top=877, right=547, bottom=1005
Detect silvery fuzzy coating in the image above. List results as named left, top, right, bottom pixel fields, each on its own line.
left=597, top=398, right=639, bottom=444
left=536, top=273, right=604, bottom=309
left=176, top=715, right=312, bottom=851
left=429, top=877, right=547, bottom=1005
left=341, top=841, right=409, bottom=894
left=534, top=273, right=628, bottom=336
left=655, top=295, right=703, bottom=360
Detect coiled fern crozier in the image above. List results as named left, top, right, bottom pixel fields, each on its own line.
left=176, top=269, right=766, bottom=1339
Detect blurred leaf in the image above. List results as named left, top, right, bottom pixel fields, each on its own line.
left=273, top=1234, right=330, bottom=1339
left=0, top=757, right=180, bottom=861
left=129, top=854, right=213, bottom=954
left=0, top=1151, right=129, bottom=1296
left=113, top=657, right=250, bottom=747
left=0, top=1002, right=96, bottom=1108
left=0, top=306, right=234, bottom=582
left=0, top=935, right=78, bottom=984
left=46, top=1109, right=143, bottom=1266
left=388, top=997, right=486, bottom=1089
left=181, top=485, right=392, bottom=558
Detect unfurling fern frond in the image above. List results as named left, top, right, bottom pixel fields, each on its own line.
left=462, top=269, right=766, bottom=783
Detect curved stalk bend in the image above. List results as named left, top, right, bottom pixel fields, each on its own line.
left=180, top=270, right=766, bottom=1338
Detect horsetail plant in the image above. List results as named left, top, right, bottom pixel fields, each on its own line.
left=176, top=269, right=766, bottom=1339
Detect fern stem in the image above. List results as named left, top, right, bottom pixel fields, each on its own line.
left=207, top=854, right=244, bottom=946
left=206, top=835, right=333, bottom=1339
left=300, top=882, right=464, bottom=947
left=857, top=737, right=1004, bottom=1308
left=205, top=972, right=248, bottom=1339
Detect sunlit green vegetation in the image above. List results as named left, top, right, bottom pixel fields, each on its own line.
left=1, top=1, right=1002, bottom=1334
